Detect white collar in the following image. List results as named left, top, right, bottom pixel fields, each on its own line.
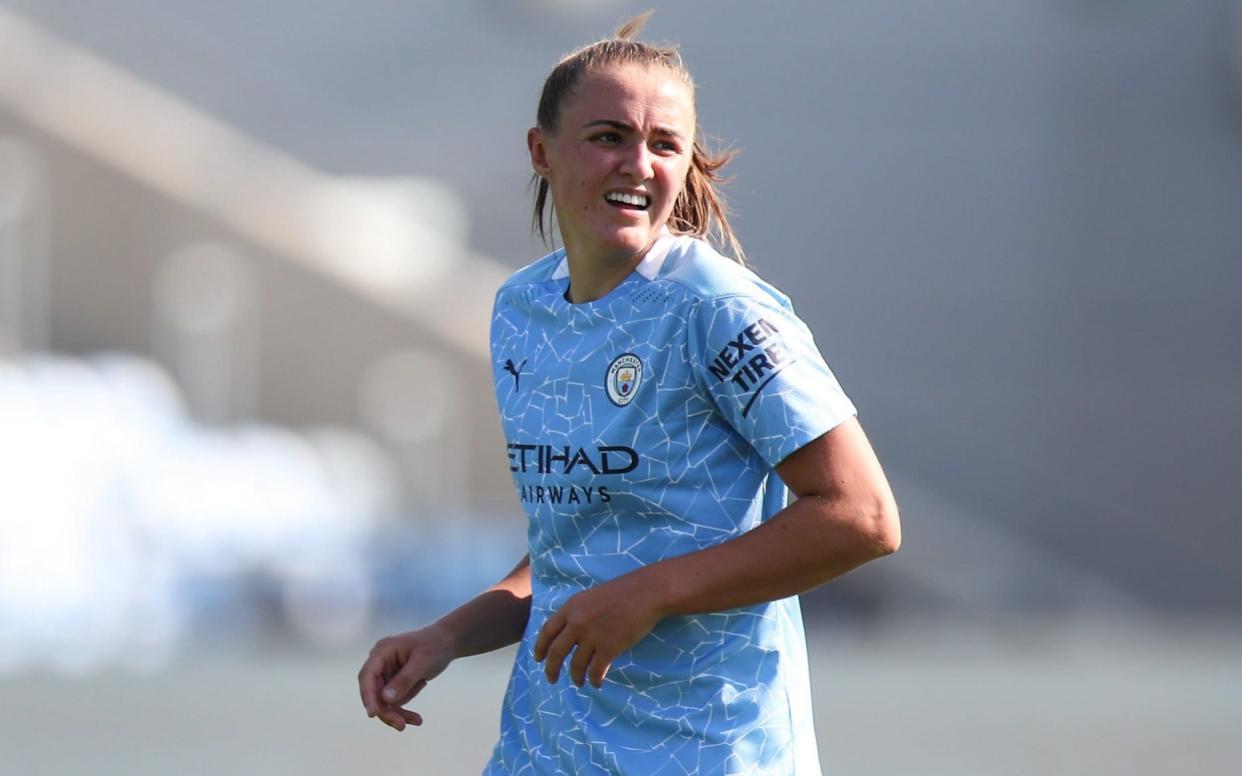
left=551, top=231, right=677, bottom=282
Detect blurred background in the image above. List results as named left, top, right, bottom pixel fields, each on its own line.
left=0, top=1, right=1239, bottom=774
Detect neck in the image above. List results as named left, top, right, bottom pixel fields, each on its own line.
left=564, top=254, right=640, bottom=303
left=563, top=242, right=654, bottom=304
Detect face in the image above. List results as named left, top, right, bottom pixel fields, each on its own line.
left=528, top=63, right=696, bottom=271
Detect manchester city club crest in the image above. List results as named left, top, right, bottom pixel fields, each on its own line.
left=605, top=353, right=643, bottom=407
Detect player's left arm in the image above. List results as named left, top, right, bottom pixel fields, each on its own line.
left=535, top=416, right=900, bottom=688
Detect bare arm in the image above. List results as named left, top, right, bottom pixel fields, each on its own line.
left=433, top=553, right=533, bottom=657
left=359, top=554, right=532, bottom=731
left=535, top=417, right=900, bottom=688
left=644, top=416, right=899, bottom=614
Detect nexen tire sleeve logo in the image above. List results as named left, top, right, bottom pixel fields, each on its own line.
left=706, top=317, right=798, bottom=418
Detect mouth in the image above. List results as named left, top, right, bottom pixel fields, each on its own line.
left=604, top=191, right=650, bottom=211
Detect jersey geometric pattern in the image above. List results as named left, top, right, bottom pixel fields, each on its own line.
left=483, top=235, right=856, bottom=776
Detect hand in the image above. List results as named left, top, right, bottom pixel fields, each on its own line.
left=358, top=626, right=455, bottom=731
left=534, top=574, right=665, bottom=689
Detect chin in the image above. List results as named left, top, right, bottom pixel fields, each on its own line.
left=600, top=225, right=657, bottom=260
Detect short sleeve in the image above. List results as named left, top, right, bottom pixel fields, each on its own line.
left=688, top=292, right=857, bottom=467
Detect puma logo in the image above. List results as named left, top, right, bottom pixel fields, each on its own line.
left=503, top=358, right=527, bottom=391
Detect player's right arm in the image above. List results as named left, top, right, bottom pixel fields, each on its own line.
left=358, top=553, right=532, bottom=731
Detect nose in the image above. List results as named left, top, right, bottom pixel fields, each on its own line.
left=618, top=141, right=654, bottom=181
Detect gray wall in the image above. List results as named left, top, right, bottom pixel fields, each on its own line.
left=6, top=0, right=1240, bottom=613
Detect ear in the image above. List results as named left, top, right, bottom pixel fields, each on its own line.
left=528, top=127, right=551, bottom=178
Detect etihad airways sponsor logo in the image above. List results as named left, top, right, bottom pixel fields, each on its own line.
left=506, top=443, right=639, bottom=476
left=517, top=483, right=611, bottom=505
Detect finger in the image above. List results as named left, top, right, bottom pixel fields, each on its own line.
left=569, top=642, right=594, bottom=688
left=379, top=705, right=424, bottom=729
left=376, top=705, right=405, bottom=731
left=543, top=630, right=577, bottom=684
left=358, top=655, right=389, bottom=717
left=382, top=663, right=429, bottom=706
left=385, top=677, right=428, bottom=707
left=587, top=654, right=613, bottom=689
left=534, top=612, right=565, bottom=662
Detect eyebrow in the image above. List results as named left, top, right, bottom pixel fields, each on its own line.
left=584, top=119, right=685, bottom=140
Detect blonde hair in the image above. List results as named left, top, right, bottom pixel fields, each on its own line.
left=531, top=12, right=745, bottom=264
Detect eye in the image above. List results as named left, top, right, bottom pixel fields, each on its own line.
left=592, top=131, right=622, bottom=145
left=653, top=139, right=682, bottom=155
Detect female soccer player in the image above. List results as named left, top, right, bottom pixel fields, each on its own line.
left=359, top=14, right=900, bottom=774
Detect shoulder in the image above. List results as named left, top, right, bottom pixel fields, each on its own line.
left=656, top=236, right=792, bottom=312
left=496, top=248, right=565, bottom=294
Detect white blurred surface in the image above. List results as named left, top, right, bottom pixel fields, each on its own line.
left=0, top=351, right=404, bottom=671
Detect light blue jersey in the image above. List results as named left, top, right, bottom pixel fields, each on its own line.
left=484, top=234, right=856, bottom=776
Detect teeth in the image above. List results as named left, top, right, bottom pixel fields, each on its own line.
left=606, top=192, right=649, bottom=207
